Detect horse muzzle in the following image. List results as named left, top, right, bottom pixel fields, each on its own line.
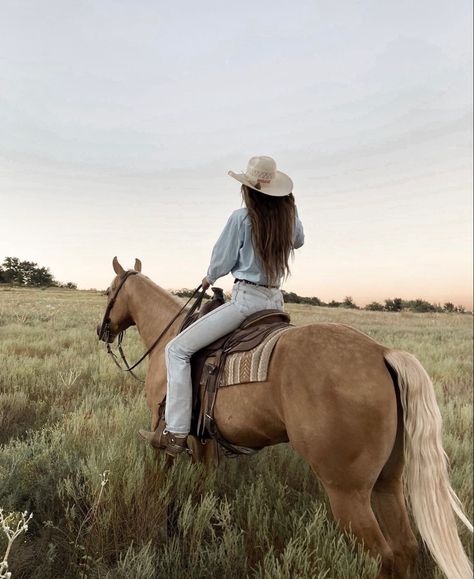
left=97, top=322, right=116, bottom=343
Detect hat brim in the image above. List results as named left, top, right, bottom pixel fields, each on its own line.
left=228, top=170, right=293, bottom=197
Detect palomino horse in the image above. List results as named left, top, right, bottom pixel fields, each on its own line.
left=98, top=258, right=472, bottom=579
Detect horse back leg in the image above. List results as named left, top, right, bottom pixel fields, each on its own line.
left=325, top=484, right=394, bottom=579
left=372, top=477, right=418, bottom=579
left=290, top=431, right=395, bottom=577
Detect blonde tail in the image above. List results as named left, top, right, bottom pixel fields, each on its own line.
left=384, top=349, right=472, bottom=579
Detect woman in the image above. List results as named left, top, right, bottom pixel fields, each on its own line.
left=144, top=156, right=304, bottom=457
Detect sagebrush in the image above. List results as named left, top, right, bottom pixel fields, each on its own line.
left=0, top=288, right=472, bottom=578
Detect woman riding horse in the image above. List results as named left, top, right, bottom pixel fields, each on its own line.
left=100, top=239, right=472, bottom=578
left=140, top=155, right=304, bottom=457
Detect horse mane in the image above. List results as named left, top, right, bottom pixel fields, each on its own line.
left=132, top=272, right=184, bottom=308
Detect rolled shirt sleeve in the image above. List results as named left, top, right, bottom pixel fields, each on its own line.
left=206, top=210, right=244, bottom=284
left=294, top=215, right=305, bottom=249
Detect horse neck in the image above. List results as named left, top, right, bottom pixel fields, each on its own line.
left=126, top=275, right=183, bottom=351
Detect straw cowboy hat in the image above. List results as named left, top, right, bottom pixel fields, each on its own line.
left=228, top=155, right=293, bottom=197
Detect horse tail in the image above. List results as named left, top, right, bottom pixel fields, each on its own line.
left=384, top=349, right=472, bottom=579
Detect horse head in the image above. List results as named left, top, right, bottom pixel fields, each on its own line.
left=96, top=256, right=142, bottom=343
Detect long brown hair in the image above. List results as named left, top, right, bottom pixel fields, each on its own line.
left=242, top=185, right=296, bottom=285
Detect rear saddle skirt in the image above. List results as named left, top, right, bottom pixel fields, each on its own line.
left=179, top=289, right=293, bottom=455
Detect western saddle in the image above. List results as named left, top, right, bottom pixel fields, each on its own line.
left=180, top=288, right=292, bottom=456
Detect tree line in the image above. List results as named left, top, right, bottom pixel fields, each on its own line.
left=281, top=292, right=467, bottom=313
left=0, top=257, right=77, bottom=289
left=1, top=258, right=467, bottom=313
left=174, top=288, right=468, bottom=314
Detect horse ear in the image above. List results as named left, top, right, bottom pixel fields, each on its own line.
left=134, top=258, right=142, bottom=272
left=113, top=256, right=125, bottom=276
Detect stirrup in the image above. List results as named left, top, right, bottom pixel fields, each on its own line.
left=161, top=430, right=190, bottom=457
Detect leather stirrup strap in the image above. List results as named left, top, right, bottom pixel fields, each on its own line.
left=149, top=400, right=167, bottom=448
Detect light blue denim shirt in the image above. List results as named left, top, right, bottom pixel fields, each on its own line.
left=206, top=207, right=304, bottom=286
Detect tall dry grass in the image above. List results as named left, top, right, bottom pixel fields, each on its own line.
left=0, top=287, right=472, bottom=578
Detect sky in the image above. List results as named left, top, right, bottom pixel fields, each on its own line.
left=1, top=0, right=472, bottom=307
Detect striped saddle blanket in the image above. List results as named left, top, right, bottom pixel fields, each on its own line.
left=222, top=325, right=291, bottom=385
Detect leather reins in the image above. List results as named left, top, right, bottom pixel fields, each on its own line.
left=98, top=270, right=206, bottom=382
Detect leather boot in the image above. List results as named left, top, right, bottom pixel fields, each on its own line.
left=138, top=428, right=189, bottom=458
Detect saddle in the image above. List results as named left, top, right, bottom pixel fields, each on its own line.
left=182, top=288, right=292, bottom=456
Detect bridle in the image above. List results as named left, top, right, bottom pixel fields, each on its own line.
left=98, top=270, right=138, bottom=343
left=98, top=270, right=205, bottom=382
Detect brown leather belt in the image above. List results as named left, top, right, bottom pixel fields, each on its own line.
left=234, top=278, right=279, bottom=289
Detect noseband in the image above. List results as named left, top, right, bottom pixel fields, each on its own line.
left=98, top=270, right=205, bottom=382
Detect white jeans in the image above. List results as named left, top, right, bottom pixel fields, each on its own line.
left=164, top=281, right=285, bottom=434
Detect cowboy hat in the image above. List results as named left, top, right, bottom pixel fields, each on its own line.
left=228, top=155, right=293, bottom=197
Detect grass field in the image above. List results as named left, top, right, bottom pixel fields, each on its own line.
left=0, top=287, right=472, bottom=579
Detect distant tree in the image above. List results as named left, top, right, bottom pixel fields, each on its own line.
left=455, top=304, right=466, bottom=313
left=342, top=296, right=358, bottom=309
left=281, top=291, right=325, bottom=306
left=282, top=291, right=302, bottom=304
left=365, top=301, right=384, bottom=311
left=0, top=256, right=72, bottom=288
left=1, top=257, right=24, bottom=284
left=385, top=297, right=403, bottom=312
left=443, top=302, right=455, bottom=313
left=28, top=265, right=55, bottom=287
left=327, top=300, right=341, bottom=308
left=173, top=288, right=198, bottom=298
left=172, top=288, right=210, bottom=299
left=404, top=299, right=436, bottom=313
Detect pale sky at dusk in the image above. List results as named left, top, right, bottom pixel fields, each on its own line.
left=1, top=1, right=472, bottom=307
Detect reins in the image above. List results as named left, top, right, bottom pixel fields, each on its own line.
left=99, top=271, right=206, bottom=382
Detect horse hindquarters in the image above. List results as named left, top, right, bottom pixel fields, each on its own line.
left=277, top=327, right=399, bottom=577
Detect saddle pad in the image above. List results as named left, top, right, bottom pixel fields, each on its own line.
left=222, top=326, right=292, bottom=386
